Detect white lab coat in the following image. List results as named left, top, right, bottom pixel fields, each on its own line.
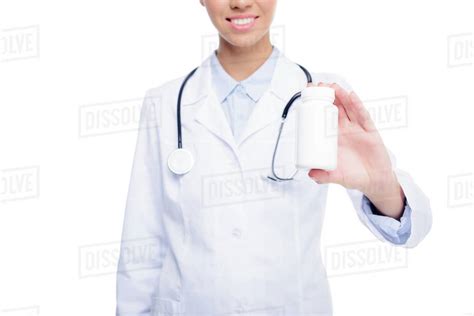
left=116, top=50, right=432, bottom=316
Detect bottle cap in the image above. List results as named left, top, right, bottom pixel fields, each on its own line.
left=301, top=86, right=335, bottom=103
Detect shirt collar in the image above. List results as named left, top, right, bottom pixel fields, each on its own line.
left=210, top=46, right=279, bottom=103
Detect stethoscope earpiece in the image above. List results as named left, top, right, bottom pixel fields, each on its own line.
left=167, top=148, right=194, bottom=175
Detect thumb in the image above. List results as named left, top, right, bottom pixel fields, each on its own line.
left=308, top=169, right=333, bottom=184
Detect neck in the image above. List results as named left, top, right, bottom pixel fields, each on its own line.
left=216, top=34, right=273, bottom=81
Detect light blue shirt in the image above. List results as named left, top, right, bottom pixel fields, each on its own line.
left=210, top=46, right=278, bottom=142
left=210, top=46, right=412, bottom=244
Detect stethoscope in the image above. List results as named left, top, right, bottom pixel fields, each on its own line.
left=167, top=64, right=312, bottom=182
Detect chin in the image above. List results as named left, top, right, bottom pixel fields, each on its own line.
left=223, top=32, right=268, bottom=49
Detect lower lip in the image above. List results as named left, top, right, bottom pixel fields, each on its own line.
left=227, top=18, right=258, bottom=32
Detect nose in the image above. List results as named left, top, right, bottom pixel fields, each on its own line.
left=229, top=0, right=253, bottom=10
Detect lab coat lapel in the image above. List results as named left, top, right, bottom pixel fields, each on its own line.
left=181, top=57, right=238, bottom=153
left=237, top=51, right=310, bottom=145
left=195, top=90, right=237, bottom=151
left=181, top=50, right=308, bottom=150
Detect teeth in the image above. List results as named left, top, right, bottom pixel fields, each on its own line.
left=232, top=18, right=254, bottom=25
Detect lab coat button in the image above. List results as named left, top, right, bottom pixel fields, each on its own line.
left=235, top=303, right=244, bottom=313
left=232, top=228, right=242, bottom=238
left=235, top=297, right=248, bottom=312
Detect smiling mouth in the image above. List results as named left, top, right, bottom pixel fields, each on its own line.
left=226, top=16, right=259, bottom=27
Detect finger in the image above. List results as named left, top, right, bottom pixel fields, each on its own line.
left=349, top=91, right=377, bottom=132
left=315, top=82, right=350, bottom=126
left=327, top=83, right=350, bottom=108
left=329, top=83, right=359, bottom=123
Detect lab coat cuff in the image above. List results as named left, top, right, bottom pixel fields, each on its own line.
left=361, top=194, right=412, bottom=245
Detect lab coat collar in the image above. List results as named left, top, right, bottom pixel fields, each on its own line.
left=181, top=46, right=309, bottom=150
left=209, top=46, right=279, bottom=104
left=181, top=46, right=306, bottom=105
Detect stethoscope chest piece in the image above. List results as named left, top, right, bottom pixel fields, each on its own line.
left=167, top=148, right=194, bottom=175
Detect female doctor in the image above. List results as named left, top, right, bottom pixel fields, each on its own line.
left=116, top=0, right=432, bottom=315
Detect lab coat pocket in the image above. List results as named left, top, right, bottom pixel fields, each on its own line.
left=151, top=297, right=185, bottom=316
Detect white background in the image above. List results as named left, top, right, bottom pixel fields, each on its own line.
left=0, top=0, right=473, bottom=315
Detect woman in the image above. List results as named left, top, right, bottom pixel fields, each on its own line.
left=116, top=1, right=432, bottom=315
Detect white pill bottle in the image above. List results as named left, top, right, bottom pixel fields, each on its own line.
left=295, top=86, right=338, bottom=171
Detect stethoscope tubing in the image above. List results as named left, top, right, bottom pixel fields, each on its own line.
left=177, top=67, right=198, bottom=149
left=173, top=63, right=312, bottom=180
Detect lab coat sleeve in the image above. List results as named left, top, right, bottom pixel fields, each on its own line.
left=359, top=188, right=412, bottom=244
left=116, top=89, right=168, bottom=316
left=346, top=148, right=432, bottom=248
